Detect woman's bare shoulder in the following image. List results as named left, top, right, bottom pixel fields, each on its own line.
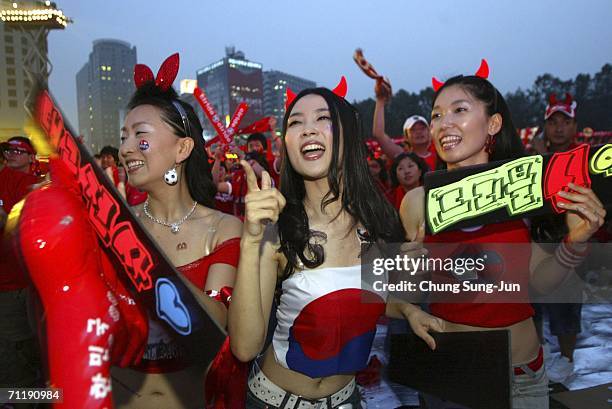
left=205, top=209, right=242, bottom=243
left=399, top=186, right=425, bottom=241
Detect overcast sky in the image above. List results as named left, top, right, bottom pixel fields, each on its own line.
left=47, top=0, right=612, bottom=127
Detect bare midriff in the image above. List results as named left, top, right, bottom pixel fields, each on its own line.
left=259, top=346, right=355, bottom=399
left=442, top=317, right=541, bottom=365
left=111, top=365, right=207, bottom=409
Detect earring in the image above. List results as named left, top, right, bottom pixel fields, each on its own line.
left=164, top=165, right=178, bottom=185
left=485, top=135, right=496, bottom=156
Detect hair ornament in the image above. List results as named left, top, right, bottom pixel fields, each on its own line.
left=432, top=59, right=489, bottom=92
left=285, top=76, right=348, bottom=110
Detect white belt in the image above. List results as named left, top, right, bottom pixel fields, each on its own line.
left=248, top=365, right=356, bottom=409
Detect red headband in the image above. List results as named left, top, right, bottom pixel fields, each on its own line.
left=545, top=92, right=576, bottom=120
left=134, top=53, right=180, bottom=91
left=432, top=59, right=489, bottom=92
left=1, top=139, right=35, bottom=154
left=285, top=76, right=348, bottom=111
left=549, top=92, right=573, bottom=107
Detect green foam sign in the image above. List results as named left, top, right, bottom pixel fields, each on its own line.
left=590, top=143, right=612, bottom=177
left=427, top=155, right=544, bottom=234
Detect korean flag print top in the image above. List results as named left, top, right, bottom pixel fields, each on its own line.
left=272, top=264, right=386, bottom=378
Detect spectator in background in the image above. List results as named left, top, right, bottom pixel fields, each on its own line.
left=213, top=158, right=235, bottom=215
left=94, top=153, right=102, bottom=167
left=99, top=145, right=147, bottom=206
left=0, top=152, right=41, bottom=391
left=368, top=155, right=392, bottom=201
left=99, top=145, right=119, bottom=170
left=246, top=132, right=280, bottom=186
left=389, top=152, right=428, bottom=210
left=99, top=145, right=120, bottom=185
left=371, top=78, right=438, bottom=170
left=216, top=151, right=271, bottom=219
left=1, top=136, right=37, bottom=175
left=531, top=93, right=584, bottom=383
left=532, top=92, right=578, bottom=155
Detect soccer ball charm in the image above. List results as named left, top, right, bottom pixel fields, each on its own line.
left=164, top=166, right=178, bottom=185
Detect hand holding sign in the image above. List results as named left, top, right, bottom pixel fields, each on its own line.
left=240, top=160, right=286, bottom=240
left=402, top=305, right=445, bottom=351
left=560, top=182, right=607, bottom=244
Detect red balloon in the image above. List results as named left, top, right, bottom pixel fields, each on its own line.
left=17, top=160, right=147, bottom=408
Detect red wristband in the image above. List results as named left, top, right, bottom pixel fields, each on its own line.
left=206, top=286, right=233, bottom=308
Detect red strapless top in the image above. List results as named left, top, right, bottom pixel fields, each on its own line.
left=179, top=237, right=240, bottom=288
left=425, top=220, right=534, bottom=327
left=131, top=238, right=240, bottom=374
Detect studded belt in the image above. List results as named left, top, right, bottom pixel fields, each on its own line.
left=247, top=364, right=357, bottom=409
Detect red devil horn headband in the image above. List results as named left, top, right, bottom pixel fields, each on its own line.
left=431, top=59, right=489, bottom=92
left=285, top=76, right=348, bottom=110
left=549, top=93, right=558, bottom=105
left=134, top=53, right=180, bottom=91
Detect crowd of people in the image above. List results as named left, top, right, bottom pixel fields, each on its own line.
left=0, top=53, right=610, bottom=409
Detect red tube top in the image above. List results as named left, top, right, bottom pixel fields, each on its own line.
left=425, top=220, right=534, bottom=327
left=131, top=237, right=240, bottom=374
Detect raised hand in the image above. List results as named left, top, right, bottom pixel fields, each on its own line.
left=241, top=160, right=286, bottom=240
left=374, top=77, right=392, bottom=103
left=559, top=182, right=607, bottom=244
left=214, top=145, right=225, bottom=161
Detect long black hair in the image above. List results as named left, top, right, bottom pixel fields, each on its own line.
left=278, top=88, right=406, bottom=278
left=127, top=83, right=216, bottom=208
left=432, top=75, right=525, bottom=170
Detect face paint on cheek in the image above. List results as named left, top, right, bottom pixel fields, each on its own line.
left=139, top=140, right=150, bottom=151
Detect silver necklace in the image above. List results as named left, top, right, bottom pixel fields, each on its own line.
left=143, top=199, right=198, bottom=234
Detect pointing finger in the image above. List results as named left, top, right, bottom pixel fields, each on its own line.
left=261, top=170, right=272, bottom=190
left=240, top=160, right=260, bottom=192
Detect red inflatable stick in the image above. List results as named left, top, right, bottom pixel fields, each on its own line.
left=237, top=116, right=273, bottom=135
left=17, top=159, right=148, bottom=408
left=224, top=102, right=248, bottom=141
left=34, top=89, right=226, bottom=363
left=544, top=144, right=591, bottom=213
left=194, top=87, right=230, bottom=145
left=193, top=87, right=249, bottom=147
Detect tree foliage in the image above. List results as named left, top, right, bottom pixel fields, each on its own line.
left=353, top=64, right=612, bottom=136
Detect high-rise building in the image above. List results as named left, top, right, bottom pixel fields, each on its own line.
left=178, top=79, right=200, bottom=124
left=76, top=39, right=136, bottom=153
left=0, top=0, right=70, bottom=140
left=196, top=47, right=263, bottom=139
left=263, top=70, right=316, bottom=127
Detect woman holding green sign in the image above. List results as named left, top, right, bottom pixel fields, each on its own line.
left=400, top=63, right=606, bottom=408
